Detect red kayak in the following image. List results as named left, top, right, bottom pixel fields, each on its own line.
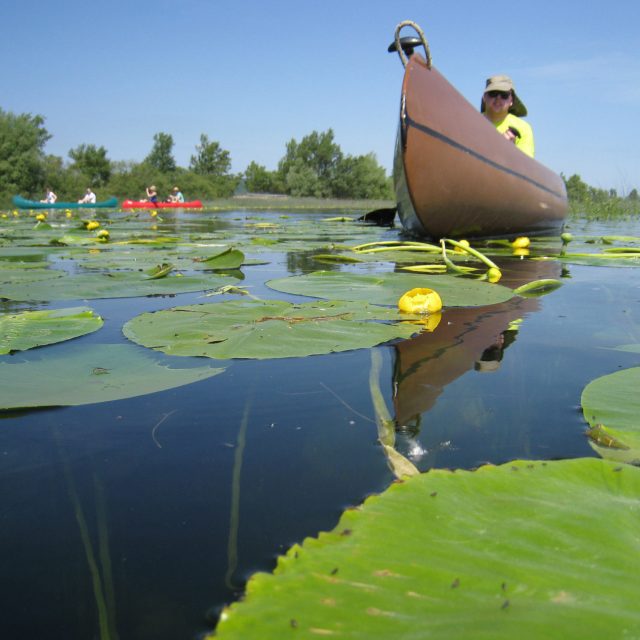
left=122, top=199, right=203, bottom=209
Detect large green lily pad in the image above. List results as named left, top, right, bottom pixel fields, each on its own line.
left=0, top=271, right=240, bottom=301
left=212, top=458, right=640, bottom=639
left=0, top=343, right=223, bottom=409
left=0, top=267, right=64, bottom=284
left=122, top=299, right=419, bottom=359
left=581, top=366, right=640, bottom=464
left=0, top=306, right=103, bottom=354
left=267, top=271, right=514, bottom=307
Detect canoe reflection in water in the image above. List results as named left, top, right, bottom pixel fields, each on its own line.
left=391, top=258, right=562, bottom=460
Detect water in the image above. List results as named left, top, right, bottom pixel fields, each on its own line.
left=1, top=211, right=639, bottom=639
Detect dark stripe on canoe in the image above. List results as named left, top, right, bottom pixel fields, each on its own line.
left=405, top=113, right=565, bottom=200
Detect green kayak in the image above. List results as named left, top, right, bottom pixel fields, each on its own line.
left=12, top=195, right=118, bottom=210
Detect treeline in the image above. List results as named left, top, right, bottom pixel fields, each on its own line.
left=562, top=174, right=639, bottom=217
left=2, top=106, right=638, bottom=212
left=0, top=107, right=393, bottom=206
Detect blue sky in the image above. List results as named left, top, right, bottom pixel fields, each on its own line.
left=2, top=0, right=638, bottom=192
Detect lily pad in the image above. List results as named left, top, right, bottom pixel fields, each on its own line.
left=267, top=271, right=514, bottom=307
left=0, top=343, right=223, bottom=409
left=581, top=366, right=640, bottom=464
left=193, top=247, right=245, bottom=270
left=0, top=271, right=240, bottom=301
left=122, top=299, right=419, bottom=359
left=0, top=267, right=64, bottom=285
left=0, top=306, right=103, bottom=354
left=212, top=458, right=640, bottom=639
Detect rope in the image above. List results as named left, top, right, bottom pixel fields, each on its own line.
left=394, top=20, right=432, bottom=69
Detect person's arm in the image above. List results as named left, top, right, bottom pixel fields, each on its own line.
left=506, top=115, right=534, bottom=158
left=515, top=128, right=534, bottom=158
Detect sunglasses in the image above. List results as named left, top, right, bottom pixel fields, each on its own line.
left=486, top=90, right=511, bottom=100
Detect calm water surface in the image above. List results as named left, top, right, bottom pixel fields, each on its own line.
left=1, top=211, right=639, bottom=639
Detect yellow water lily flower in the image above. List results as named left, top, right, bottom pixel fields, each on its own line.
left=86, top=220, right=100, bottom=230
left=96, top=229, right=110, bottom=241
left=511, top=236, right=530, bottom=249
left=66, top=211, right=73, bottom=218
left=487, top=267, right=502, bottom=283
left=150, top=210, right=158, bottom=217
left=36, top=213, right=46, bottom=221
left=12, top=210, right=19, bottom=217
left=398, top=287, right=443, bottom=314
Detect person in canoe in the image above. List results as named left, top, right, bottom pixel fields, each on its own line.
left=40, top=187, right=57, bottom=204
left=142, top=185, right=158, bottom=203
left=78, top=188, right=96, bottom=204
left=167, top=186, right=185, bottom=203
left=481, top=75, right=534, bottom=158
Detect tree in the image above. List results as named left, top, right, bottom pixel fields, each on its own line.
left=145, top=132, right=176, bottom=173
left=277, top=129, right=343, bottom=197
left=627, top=188, right=639, bottom=202
left=0, top=108, right=50, bottom=196
left=68, top=144, right=112, bottom=186
left=286, top=160, right=323, bottom=197
left=562, top=174, right=590, bottom=202
left=244, top=161, right=282, bottom=193
left=189, top=134, right=231, bottom=176
left=331, top=153, right=393, bottom=199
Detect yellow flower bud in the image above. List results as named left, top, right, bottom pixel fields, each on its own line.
left=398, top=287, right=443, bottom=314
left=487, top=267, right=502, bottom=283
left=86, top=220, right=100, bottom=230
left=511, top=236, right=530, bottom=249
left=560, top=232, right=573, bottom=245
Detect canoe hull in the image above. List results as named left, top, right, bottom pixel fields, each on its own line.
left=12, top=196, right=118, bottom=210
left=394, top=56, right=567, bottom=239
left=122, top=200, right=203, bottom=209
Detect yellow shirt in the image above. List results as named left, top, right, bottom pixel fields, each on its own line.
left=494, top=113, right=534, bottom=158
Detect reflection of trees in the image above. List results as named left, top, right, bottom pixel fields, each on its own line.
left=0, top=300, right=37, bottom=315
left=285, top=249, right=342, bottom=274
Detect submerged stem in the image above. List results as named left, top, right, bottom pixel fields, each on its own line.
left=225, top=395, right=252, bottom=590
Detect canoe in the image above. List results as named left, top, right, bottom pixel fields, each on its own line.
left=122, top=200, right=203, bottom=209
left=391, top=22, right=567, bottom=239
left=12, top=195, right=118, bottom=210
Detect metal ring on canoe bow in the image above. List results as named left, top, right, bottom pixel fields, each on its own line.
left=392, top=20, right=431, bottom=69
